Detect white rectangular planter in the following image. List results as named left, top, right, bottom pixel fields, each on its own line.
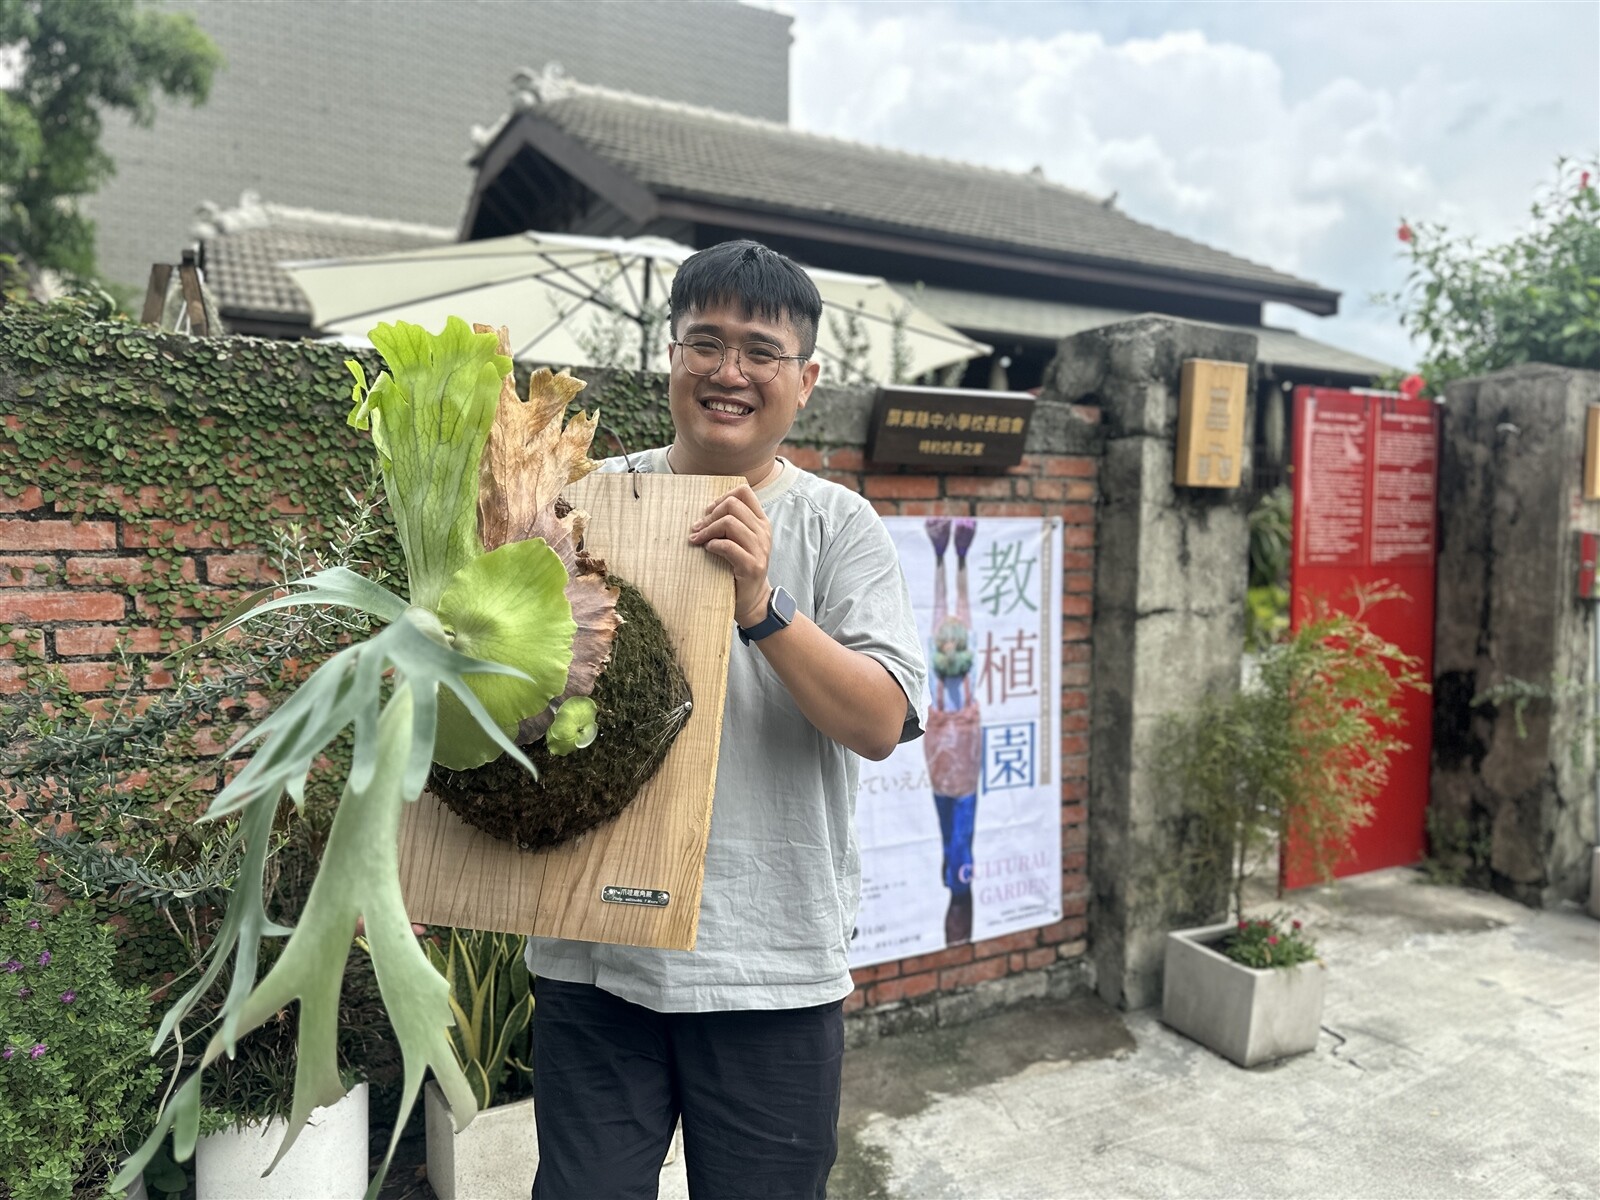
left=195, top=1082, right=368, bottom=1200
left=425, top=1080, right=538, bottom=1200
left=1161, top=924, right=1326, bottom=1068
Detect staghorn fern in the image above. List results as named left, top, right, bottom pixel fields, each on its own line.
left=115, top=319, right=615, bottom=1197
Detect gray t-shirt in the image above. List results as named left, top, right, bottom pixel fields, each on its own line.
left=525, top=448, right=928, bottom=1011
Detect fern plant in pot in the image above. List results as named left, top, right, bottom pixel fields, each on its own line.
left=1156, top=587, right=1425, bottom=1067
left=112, top=318, right=693, bottom=1197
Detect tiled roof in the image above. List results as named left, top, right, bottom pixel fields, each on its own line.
left=195, top=195, right=453, bottom=319
left=490, top=81, right=1334, bottom=306
left=909, top=284, right=1393, bottom=377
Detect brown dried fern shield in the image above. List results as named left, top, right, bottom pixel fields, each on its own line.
left=430, top=577, right=691, bottom=849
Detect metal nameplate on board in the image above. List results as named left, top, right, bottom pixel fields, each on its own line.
left=602, top=886, right=670, bottom=907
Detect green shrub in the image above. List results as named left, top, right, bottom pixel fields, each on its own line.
left=0, top=896, right=161, bottom=1200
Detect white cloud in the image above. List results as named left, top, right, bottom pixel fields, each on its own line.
left=789, top=1, right=1598, bottom=370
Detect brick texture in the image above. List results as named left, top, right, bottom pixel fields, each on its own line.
left=781, top=442, right=1097, bottom=1017
left=4, top=434, right=1098, bottom=1023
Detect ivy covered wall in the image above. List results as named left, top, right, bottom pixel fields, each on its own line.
left=0, top=306, right=675, bottom=688
left=0, top=303, right=1101, bottom=1037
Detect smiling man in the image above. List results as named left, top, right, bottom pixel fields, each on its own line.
left=525, top=240, right=928, bottom=1200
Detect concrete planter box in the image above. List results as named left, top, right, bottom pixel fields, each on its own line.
left=1161, top=924, right=1326, bottom=1068
left=194, top=1083, right=368, bottom=1199
left=425, top=1081, right=538, bottom=1200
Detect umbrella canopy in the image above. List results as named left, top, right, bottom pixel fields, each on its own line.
left=283, top=231, right=989, bottom=383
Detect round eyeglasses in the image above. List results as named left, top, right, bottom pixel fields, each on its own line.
left=670, top=335, right=808, bottom=385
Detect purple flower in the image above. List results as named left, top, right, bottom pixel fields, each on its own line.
left=1, top=1046, right=12, bottom=1060
left=3, top=960, right=20, bottom=973
left=59, top=990, right=76, bottom=1005
left=29, top=1043, right=45, bottom=1059
left=16, top=987, right=30, bottom=999
left=36, top=951, right=49, bottom=967
left=25, top=920, right=40, bottom=930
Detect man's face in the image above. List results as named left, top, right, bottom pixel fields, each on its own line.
left=666, top=303, right=820, bottom=476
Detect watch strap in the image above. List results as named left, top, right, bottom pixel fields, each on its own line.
left=738, top=586, right=795, bottom=645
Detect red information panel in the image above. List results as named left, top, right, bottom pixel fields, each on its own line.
left=1286, top=388, right=1438, bottom=888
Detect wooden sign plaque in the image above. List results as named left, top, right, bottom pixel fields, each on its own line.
left=866, top=385, right=1034, bottom=470
left=396, top=472, right=741, bottom=951
left=1175, top=358, right=1249, bottom=488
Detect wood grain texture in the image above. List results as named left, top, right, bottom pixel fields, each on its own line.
left=397, top=472, right=740, bottom=949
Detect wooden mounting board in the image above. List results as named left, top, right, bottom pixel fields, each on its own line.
left=396, top=472, right=740, bottom=950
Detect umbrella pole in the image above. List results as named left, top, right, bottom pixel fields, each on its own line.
left=639, top=263, right=652, bottom=373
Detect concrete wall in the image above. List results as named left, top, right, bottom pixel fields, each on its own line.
left=89, top=0, right=793, bottom=290
left=1046, top=316, right=1259, bottom=1010
left=1432, top=365, right=1600, bottom=907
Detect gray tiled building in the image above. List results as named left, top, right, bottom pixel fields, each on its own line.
left=89, top=0, right=791, bottom=291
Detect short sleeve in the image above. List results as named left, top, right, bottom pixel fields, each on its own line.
left=812, top=501, right=929, bottom=743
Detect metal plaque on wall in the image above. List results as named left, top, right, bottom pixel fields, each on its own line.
left=866, top=386, right=1035, bottom=470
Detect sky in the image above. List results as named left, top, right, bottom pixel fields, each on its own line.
left=774, top=0, right=1600, bottom=370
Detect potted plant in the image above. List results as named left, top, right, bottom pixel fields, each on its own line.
left=421, top=927, right=536, bottom=1200
left=188, top=802, right=401, bottom=1200
left=0, top=546, right=403, bottom=1200
left=107, top=319, right=675, bottom=1195
left=0, top=859, right=163, bottom=1200
left=1157, top=588, right=1425, bottom=1066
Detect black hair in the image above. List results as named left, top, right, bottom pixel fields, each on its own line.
left=668, top=240, right=823, bottom=357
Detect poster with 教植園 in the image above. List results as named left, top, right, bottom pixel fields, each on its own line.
left=851, top=516, right=1064, bottom=969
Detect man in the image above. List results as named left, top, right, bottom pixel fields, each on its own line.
left=526, top=240, right=927, bottom=1200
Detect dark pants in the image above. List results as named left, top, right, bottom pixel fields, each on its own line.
left=530, top=977, right=845, bottom=1200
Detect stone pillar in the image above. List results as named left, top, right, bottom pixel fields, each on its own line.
left=1432, top=365, right=1600, bottom=907
left=1045, top=316, right=1258, bottom=1010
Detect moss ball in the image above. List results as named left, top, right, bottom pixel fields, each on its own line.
left=430, top=577, right=691, bottom=850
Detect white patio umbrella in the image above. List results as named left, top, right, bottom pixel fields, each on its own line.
left=282, top=231, right=989, bottom=383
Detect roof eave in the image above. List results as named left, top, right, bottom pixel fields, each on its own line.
left=462, top=111, right=662, bottom=238
left=655, top=195, right=1339, bottom=316
left=466, top=117, right=1339, bottom=316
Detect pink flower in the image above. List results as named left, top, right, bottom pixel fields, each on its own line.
left=25, top=920, right=40, bottom=930
left=1398, top=222, right=1414, bottom=243
left=1399, top=374, right=1426, bottom=400
left=29, top=1043, right=45, bottom=1059
left=59, top=990, right=76, bottom=1005
left=1267, top=936, right=1279, bottom=946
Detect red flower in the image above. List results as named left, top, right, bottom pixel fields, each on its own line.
left=1397, top=222, right=1414, bottom=243
left=1267, top=936, right=1279, bottom=946
left=1291, top=919, right=1302, bottom=930
left=1237, top=920, right=1247, bottom=929
left=1399, top=374, right=1426, bottom=400
left=1582, top=171, right=1592, bottom=190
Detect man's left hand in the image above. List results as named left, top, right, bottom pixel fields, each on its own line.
left=690, top=483, right=772, bottom=627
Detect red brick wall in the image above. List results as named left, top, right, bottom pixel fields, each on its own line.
left=780, top=437, right=1100, bottom=1018
left=0, top=486, right=276, bottom=701
left=4, top=423, right=1101, bottom=1022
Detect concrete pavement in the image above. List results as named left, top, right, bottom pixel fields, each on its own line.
left=822, top=869, right=1600, bottom=1199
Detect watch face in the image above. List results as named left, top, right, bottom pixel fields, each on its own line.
left=772, top=586, right=797, bottom=624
